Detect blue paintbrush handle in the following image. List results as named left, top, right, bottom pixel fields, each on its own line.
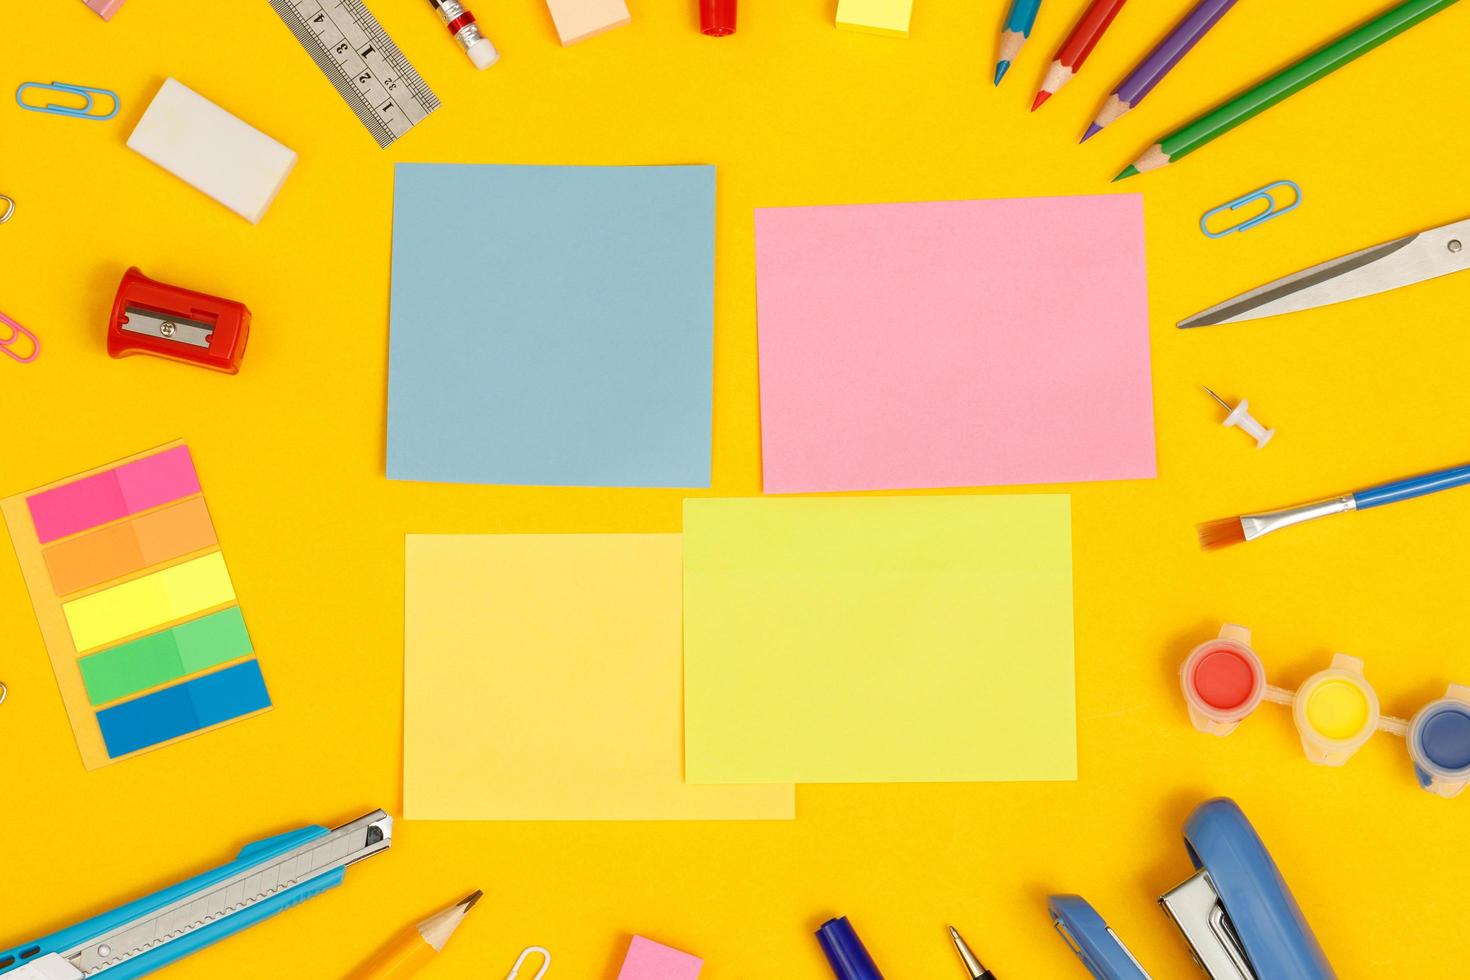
left=1353, top=464, right=1470, bottom=510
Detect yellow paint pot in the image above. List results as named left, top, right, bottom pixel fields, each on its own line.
left=1292, top=653, right=1379, bottom=766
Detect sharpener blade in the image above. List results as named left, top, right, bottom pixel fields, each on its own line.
left=120, top=306, right=213, bottom=349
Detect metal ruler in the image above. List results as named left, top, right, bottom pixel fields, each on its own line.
left=268, top=0, right=439, bottom=147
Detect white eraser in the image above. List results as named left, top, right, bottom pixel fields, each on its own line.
left=127, top=78, right=297, bottom=224
left=467, top=37, right=499, bottom=70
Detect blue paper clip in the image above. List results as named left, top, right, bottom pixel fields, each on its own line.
left=16, top=80, right=119, bottom=120
left=1200, top=180, right=1301, bottom=238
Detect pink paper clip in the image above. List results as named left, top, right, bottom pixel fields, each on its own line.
left=0, top=309, right=41, bottom=363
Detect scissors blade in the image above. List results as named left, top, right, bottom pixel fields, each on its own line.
left=1179, top=217, right=1470, bottom=328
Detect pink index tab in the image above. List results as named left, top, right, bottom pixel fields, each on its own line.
left=116, top=446, right=200, bottom=514
left=617, top=936, right=703, bottom=980
left=27, top=446, right=201, bottom=544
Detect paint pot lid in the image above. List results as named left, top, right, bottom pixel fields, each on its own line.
left=1193, top=647, right=1259, bottom=711
left=1413, top=700, right=1470, bottom=775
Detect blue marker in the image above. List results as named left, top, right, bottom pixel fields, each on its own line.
left=995, top=0, right=1043, bottom=85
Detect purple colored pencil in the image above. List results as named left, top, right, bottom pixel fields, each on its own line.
left=1081, top=0, right=1237, bottom=142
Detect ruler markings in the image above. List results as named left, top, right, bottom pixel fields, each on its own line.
left=267, top=0, right=437, bottom=148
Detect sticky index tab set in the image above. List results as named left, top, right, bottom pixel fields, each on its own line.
left=2, top=443, right=270, bottom=768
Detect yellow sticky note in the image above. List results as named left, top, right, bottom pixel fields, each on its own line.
left=404, top=534, right=794, bottom=820
left=61, top=552, right=235, bottom=653
left=835, top=0, right=913, bottom=38
left=683, top=496, right=1076, bottom=783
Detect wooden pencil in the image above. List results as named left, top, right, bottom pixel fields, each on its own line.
left=1115, top=0, right=1462, bottom=178
left=1082, top=0, right=1237, bottom=142
left=1032, top=0, right=1129, bottom=110
left=996, top=0, right=1044, bottom=86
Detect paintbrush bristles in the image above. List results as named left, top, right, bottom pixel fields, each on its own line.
left=1197, top=517, right=1246, bottom=551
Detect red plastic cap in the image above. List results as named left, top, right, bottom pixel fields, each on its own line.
left=700, top=0, right=735, bottom=35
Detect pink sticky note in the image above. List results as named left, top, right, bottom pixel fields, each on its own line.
left=616, top=936, right=703, bottom=980
left=754, top=195, right=1155, bottom=493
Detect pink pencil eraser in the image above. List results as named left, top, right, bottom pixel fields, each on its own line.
left=616, top=936, right=703, bottom=980
left=83, top=0, right=126, bottom=20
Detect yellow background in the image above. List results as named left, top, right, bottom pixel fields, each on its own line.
left=2, top=0, right=1468, bottom=976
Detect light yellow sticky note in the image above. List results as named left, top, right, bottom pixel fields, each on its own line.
left=835, top=0, right=913, bottom=38
left=61, top=552, right=236, bottom=653
left=404, top=534, right=793, bottom=820
left=683, top=496, right=1076, bottom=784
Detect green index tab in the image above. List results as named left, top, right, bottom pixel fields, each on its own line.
left=78, top=606, right=253, bottom=706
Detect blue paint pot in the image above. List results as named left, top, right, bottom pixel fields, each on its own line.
left=1408, top=686, right=1470, bottom=798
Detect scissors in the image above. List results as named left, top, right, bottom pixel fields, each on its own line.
left=1179, top=216, right=1470, bottom=328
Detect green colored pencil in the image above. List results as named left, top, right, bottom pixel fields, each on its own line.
left=1115, top=0, right=1462, bottom=180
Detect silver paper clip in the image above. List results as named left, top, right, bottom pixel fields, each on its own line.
left=507, top=945, right=551, bottom=979
left=0, top=194, right=14, bottom=224
left=1, top=309, right=41, bottom=364
left=0, top=681, right=7, bottom=707
left=1200, top=180, right=1301, bottom=239
left=16, top=80, right=120, bottom=120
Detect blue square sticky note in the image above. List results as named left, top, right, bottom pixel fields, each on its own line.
left=388, top=164, right=716, bottom=488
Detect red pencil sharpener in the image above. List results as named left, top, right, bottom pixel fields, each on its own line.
left=108, top=267, right=251, bottom=374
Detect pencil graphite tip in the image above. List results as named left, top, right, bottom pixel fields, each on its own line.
left=993, top=60, right=1010, bottom=86
left=1080, top=122, right=1102, bottom=143
left=459, top=890, right=483, bottom=912
left=1030, top=89, right=1051, bottom=111
left=1112, top=164, right=1139, bottom=182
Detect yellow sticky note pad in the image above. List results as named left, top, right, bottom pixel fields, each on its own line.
left=403, top=534, right=793, bottom=820
left=836, top=0, right=913, bottom=38
left=683, top=496, right=1076, bottom=784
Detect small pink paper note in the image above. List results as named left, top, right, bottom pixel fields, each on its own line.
left=616, top=935, right=703, bottom=980
left=754, top=195, right=1155, bottom=493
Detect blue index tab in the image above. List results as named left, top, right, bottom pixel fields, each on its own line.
left=95, top=660, right=271, bottom=758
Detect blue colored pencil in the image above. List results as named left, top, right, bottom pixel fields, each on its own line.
left=995, top=0, right=1043, bottom=86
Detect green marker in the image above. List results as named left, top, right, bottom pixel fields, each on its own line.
left=1115, top=0, right=1461, bottom=180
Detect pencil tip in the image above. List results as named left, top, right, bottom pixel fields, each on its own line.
left=1080, top=122, right=1101, bottom=143
left=1112, top=164, right=1139, bottom=182
left=460, top=890, right=483, bottom=912
left=1030, top=89, right=1050, bottom=111
left=948, top=924, right=960, bottom=939
left=993, top=61, right=1010, bottom=85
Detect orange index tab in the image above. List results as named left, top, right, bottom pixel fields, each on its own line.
left=42, top=498, right=218, bottom=596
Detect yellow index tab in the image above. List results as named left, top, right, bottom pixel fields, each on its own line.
left=62, top=552, right=236, bottom=652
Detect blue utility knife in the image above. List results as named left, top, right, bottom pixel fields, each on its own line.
left=0, top=810, right=391, bottom=979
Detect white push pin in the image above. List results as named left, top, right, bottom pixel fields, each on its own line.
left=1204, top=387, right=1274, bottom=448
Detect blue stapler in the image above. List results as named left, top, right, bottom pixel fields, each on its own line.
left=1049, top=798, right=1337, bottom=979
left=0, top=811, right=391, bottom=979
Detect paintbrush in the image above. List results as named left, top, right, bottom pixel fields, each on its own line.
left=1198, top=462, right=1470, bottom=550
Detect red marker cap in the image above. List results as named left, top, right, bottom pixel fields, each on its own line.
left=700, top=0, right=735, bottom=36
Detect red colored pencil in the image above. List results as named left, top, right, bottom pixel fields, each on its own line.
left=1031, top=0, right=1129, bottom=111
